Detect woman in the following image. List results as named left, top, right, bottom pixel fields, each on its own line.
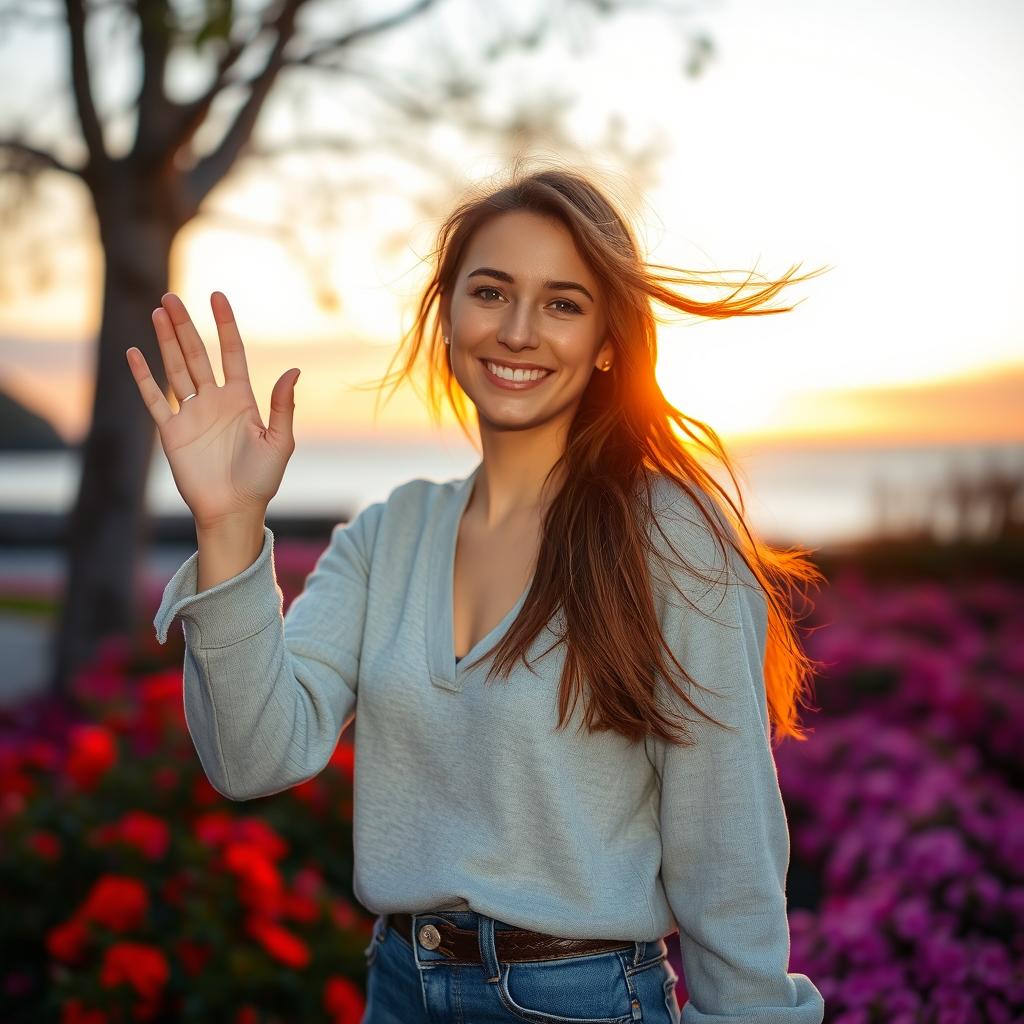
left=129, top=162, right=828, bottom=1023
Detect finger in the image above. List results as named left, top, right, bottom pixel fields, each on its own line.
left=152, top=306, right=198, bottom=404
left=160, top=292, right=218, bottom=391
left=210, top=291, right=251, bottom=384
left=267, top=368, right=300, bottom=447
left=125, top=347, right=174, bottom=429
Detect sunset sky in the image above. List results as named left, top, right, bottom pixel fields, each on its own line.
left=1, top=0, right=1021, bottom=448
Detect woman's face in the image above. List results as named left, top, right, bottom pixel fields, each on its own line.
left=442, top=209, right=613, bottom=432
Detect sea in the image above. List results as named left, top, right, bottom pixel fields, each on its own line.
left=2, top=436, right=1021, bottom=551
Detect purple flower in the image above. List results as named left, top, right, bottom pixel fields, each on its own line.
left=930, top=987, right=977, bottom=1024
left=971, top=940, right=1012, bottom=990
left=884, top=988, right=923, bottom=1014
left=970, top=874, right=1003, bottom=914
left=891, top=896, right=932, bottom=940
left=917, top=936, right=970, bottom=987
left=845, top=931, right=890, bottom=966
left=830, top=1009, right=870, bottom=1024
left=904, top=828, right=977, bottom=885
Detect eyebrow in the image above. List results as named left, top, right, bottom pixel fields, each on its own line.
left=466, top=267, right=594, bottom=304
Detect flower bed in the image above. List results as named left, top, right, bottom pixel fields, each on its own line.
left=1, top=553, right=1022, bottom=1022
left=1, top=585, right=370, bottom=1023
left=779, top=571, right=1024, bottom=1023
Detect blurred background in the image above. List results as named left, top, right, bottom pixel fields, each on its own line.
left=1, top=0, right=1022, bottom=1022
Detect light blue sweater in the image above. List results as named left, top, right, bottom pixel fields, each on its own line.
left=154, top=463, right=824, bottom=1023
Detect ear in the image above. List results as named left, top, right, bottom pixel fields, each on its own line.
left=595, top=334, right=614, bottom=370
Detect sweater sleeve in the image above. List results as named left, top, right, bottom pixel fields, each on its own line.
left=152, top=503, right=383, bottom=802
left=646, top=493, right=824, bottom=1024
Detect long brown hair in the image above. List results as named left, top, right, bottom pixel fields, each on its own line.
left=358, top=156, right=831, bottom=749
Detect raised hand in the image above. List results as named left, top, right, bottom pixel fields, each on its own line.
left=126, top=291, right=301, bottom=529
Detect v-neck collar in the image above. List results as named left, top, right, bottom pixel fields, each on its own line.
left=426, top=462, right=534, bottom=693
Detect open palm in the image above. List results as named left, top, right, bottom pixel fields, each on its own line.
left=125, top=291, right=301, bottom=529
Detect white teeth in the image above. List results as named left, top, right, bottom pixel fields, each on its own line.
left=485, top=360, right=550, bottom=382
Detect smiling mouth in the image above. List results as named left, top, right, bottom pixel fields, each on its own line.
left=478, top=359, right=554, bottom=389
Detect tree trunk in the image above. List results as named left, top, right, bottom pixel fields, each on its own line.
left=48, top=177, right=179, bottom=701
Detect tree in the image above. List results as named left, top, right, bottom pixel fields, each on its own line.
left=0, top=0, right=714, bottom=700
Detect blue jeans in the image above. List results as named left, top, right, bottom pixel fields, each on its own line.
left=361, top=910, right=682, bottom=1023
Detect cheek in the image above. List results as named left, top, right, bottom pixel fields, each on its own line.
left=455, top=305, right=497, bottom=333
left=550, top=334, right=602, bottom=369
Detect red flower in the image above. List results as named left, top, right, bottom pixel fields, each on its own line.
left=231, top=817, right=288, bottom=861
left=27, top=829, right=62, bottom=861
left=80, top=875, right=149, bottom=932
left=66, top=724, right=117, bottom=791
left=61, top=998, right=108, bottom=1024
left=1, top=759, right=34, bottom=798
left=245, top=917, right=311, bottom=969
left=194, top=810, right=234, bottom=846
left=90, top=813, right=170, bottom=861
left=100, top=942, right=169, bottom=1001
left=195, top=812, right=287, bottom=861
left=0, top=790, right=27, bottom=824
left=234, top=1007, right=259, bottom=1024
left=223, top=842, right=284, bottom=912
left=117, top=811, right=170, bottom=860
left=139, top=672, right=181, bottom=707
left=21, top=738, right=60, bottom=771
left=46, top=917, right=90, bottom=963
left=191, top=775, right=220, bottom=806
left=292, top=777, right=326, bottom=809
left=282, top=889, right=320, bottom=923
left=323, top=975, right=365, bottom=1022
left=138, top=672, right=186, bottom=737
left=328, top=741, right=355, bottom=781
left=329, top=899, right=357, bottom=930
left=293, top=864, right=324, bottom=898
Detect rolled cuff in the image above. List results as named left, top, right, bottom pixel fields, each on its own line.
left=680, top=974, right=824, bottom=1024
left=153, top=524, right=282, bottom=648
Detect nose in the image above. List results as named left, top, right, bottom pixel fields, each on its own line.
left=496, top=305, right=539, bottom=353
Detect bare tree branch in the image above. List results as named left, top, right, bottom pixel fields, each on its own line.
left=0, top=139, right=83, bottom=178
left=183, top=0, right=306, bottom=211
left=157, top=1, right=294, bottom=162
left=160, top=36, right=250, bottom=156
left=307, top=56, right=575, bottom=147
left=286, top=0, right=442, bottom=68
left=63, top=0, right=108, bottom=171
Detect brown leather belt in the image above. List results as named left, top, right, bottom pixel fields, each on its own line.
left=386, top=912, right=635, bottom=964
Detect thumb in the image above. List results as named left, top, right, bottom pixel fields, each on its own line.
left=267, top=368, right=300, bottom=446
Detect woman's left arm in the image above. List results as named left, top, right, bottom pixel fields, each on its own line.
left=649, top=510, right=825, bottom=1024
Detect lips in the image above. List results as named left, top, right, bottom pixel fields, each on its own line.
left=479, top=359, right=553, bottom=391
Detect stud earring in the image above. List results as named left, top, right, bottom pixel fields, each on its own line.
left=601, top=360, right=611, bottom=371
left=444, top=335, right=450, bottom=346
